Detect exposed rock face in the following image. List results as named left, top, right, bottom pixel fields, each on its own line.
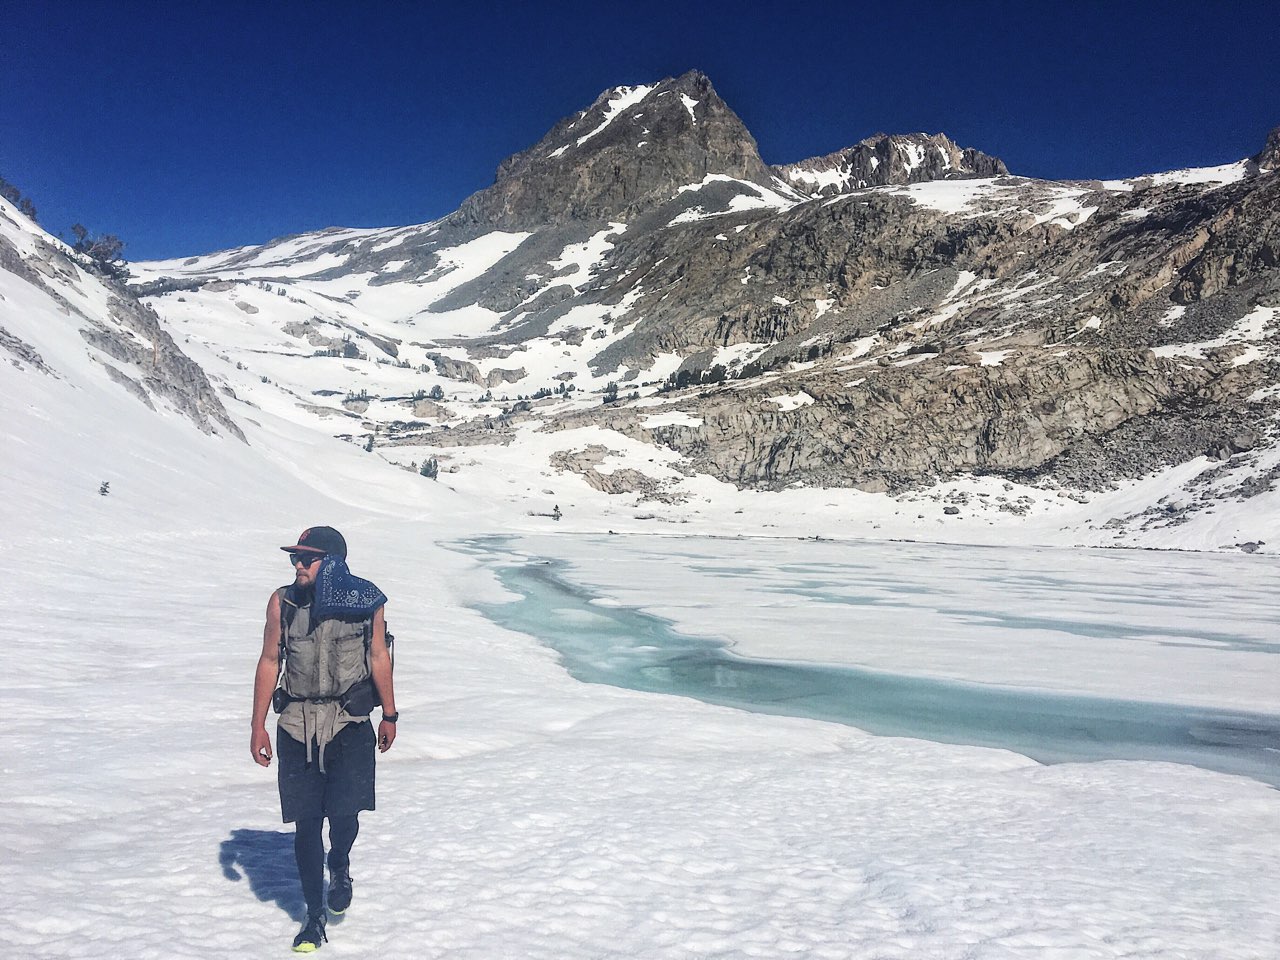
left=452, top=70, right=774, bottom=228
left=485, top=367, right=526, bottom=388
left=0, top=325, right=53, bottom=374
left=283, top=319, right=345, bottom=352
left=426, top=350, right=526, bottom=389
left=426, top=352, right=484, bottom=384
left=549, top=445, right=664, bottom=495
left=527, top=138, right=1280, bottom=389
left=84, top=294, right=246, bottom=439
left=553, top=346, right=1267, bottom=493
left=408, top=398, right=450, bottom=419
left=774, top=132, right=1008, bottom=197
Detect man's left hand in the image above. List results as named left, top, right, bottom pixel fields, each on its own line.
left=378, top=720, right=397, bottom=752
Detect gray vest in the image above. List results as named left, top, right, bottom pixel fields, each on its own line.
left=279, top=588, right=372, bottom=700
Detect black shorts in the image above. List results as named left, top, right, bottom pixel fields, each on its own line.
left=277, top=721, right=376, bottom=823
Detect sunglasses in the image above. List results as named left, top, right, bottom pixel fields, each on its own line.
left=289, top=552, right=325, bottom=567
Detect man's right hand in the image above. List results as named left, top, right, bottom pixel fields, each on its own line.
left=251, top=726, right=273, bottom=767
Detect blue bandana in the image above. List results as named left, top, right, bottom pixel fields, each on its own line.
left=310, top=555, right=387, bottom=621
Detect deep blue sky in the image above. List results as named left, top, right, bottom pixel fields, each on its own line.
left=3, top=1, right=1277, bottom=260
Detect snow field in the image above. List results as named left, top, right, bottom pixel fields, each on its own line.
left=140, top=225, right=678, bottom=427
left=5, top=516, right=1280, bottom=959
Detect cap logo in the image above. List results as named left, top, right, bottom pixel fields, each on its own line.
left=299, top=528, right=312, bottom=542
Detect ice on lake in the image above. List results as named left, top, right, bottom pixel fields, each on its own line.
left=461, top=535, right=1280, bottom=787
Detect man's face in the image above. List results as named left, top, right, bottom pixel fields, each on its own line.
left=291, top=551, right=325, bottom=587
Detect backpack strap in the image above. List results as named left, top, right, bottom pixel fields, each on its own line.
left=272, top=587, right=305, bottom=713
left=361, top=608, right=392, bottom=666
left=277, top=586, right=301, bottom=674
left=357, top=609, right=392, bottom=709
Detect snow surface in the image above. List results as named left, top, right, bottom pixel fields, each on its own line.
left=879, top=178, right=1098, bottom=230
left=670, top=176, right=796, bottom=224
left=891, top=178, right=1006, bottom=214
left=546, top=224, right=625, bottom=292
left=1152, top=305, right=1277, bottom=361
left=765, top=391, right=815, bottom=410
left=785, top=164, right=859, bottom=193
left=640, top=411, right=704, bottom=429
left=900, top=141, right=925, bottom=174
left=1147, top=160, right=1251, bottom=187
left=3, top=194, right=1280, bottom=959
left=1101, top=159, right=1252, bottom=191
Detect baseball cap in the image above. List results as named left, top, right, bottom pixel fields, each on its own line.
left=279, top=526, right=348, bottom=558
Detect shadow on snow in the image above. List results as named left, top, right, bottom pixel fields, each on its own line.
left=219, top=828, right=306, bottom=922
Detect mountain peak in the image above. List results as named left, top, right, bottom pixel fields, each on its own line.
left=773, top=132, right=1009, bottom=197
left=1253, top=125, right=1280, bottom=172
left=452, top=72, right=771, bottom=228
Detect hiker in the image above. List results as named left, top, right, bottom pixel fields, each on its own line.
left=250, top=526, right=398, bottom=953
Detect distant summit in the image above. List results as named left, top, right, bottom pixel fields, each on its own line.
left=453, top=70, right=773, bottom=228
left=774, top=132, right=1009, bottom=198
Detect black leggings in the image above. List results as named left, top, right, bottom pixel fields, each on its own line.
left=294, top=815, right=360, bottom=914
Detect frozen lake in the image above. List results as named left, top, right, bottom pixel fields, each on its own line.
left=460, top=535, right=1280, bottom=788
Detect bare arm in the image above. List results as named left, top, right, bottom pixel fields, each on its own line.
left=369, top=606, right=397, bottom=752
left=250, top=590, right=282, bottom=766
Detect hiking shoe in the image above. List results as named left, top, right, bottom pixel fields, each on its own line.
left=328, top=871, right=353, bottom=915
left=292, top=911, right=327, bottom=953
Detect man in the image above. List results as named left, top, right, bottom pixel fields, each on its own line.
left=250, top=526, right=398, bottom=953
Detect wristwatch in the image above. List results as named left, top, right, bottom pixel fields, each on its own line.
left=381, top=712, right=399, bottom=724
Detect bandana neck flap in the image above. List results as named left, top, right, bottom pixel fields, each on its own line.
left=309, top=555, right=387, bottom=621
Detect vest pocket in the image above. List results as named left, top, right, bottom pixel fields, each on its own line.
left=333, top=623, right=369, bottom=686
left=283, top=634, right=320, bottom=697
